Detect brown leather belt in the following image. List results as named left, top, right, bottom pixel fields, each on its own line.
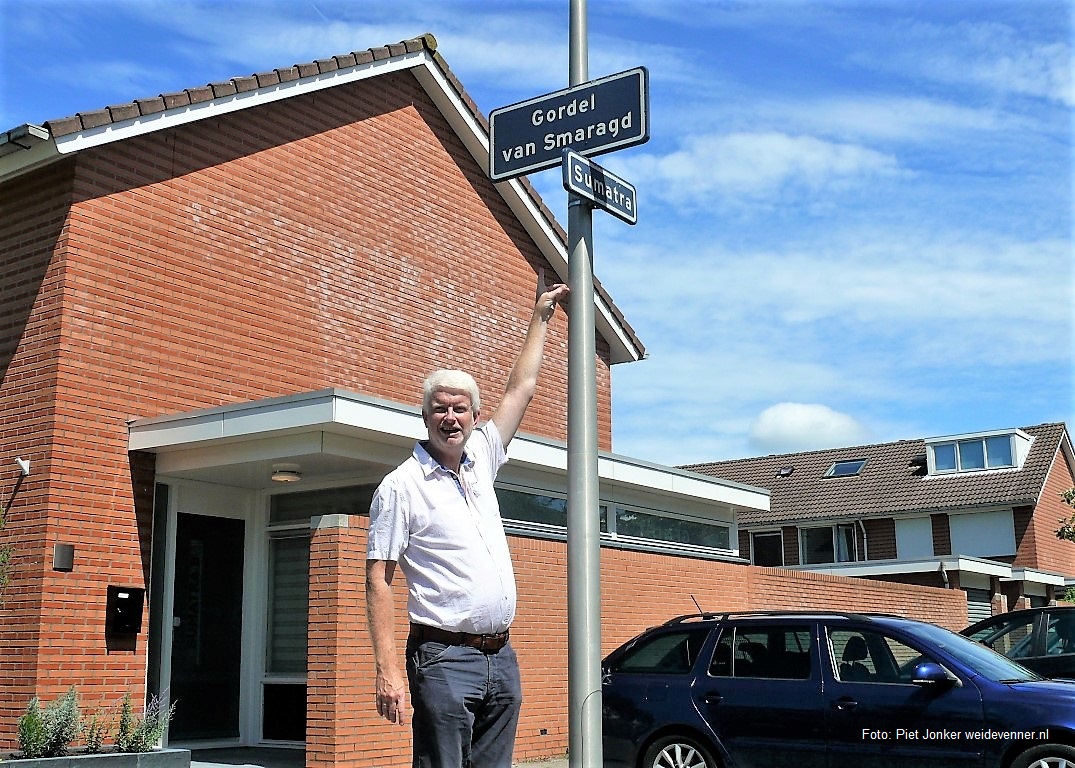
left=410, top=622, right=509, bottom=653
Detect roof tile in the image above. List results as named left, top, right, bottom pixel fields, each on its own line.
left=161, top=91, right=192, bottom=109
left=186, top=86, right=214, bottom=104
left=78, top=109, right=113, bottom=129
left=210, top=81, right=237, bottom=98
left=108, top=103, right=140, bottom=122
left=275, top=66, right=299, bottom=83
left=134, top=97, right=166, bottom=116
left=232, top=76, right=258, bottom=93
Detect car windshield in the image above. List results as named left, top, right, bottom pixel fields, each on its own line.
left=892, top=619, right=1043, bottom=683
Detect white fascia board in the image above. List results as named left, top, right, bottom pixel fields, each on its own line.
left=53, top=52, right=425, bottom=155
left=1005, top=568, right=1068, bottom=586
left=410, top=60, right=641, bottom=365
left=797, top=556, right=1013, bottom=579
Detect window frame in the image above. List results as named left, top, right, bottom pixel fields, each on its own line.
left=800, top=523, right=858, bottom=565
left=824, top=459, right=867, bottom=478
left=927, top=433, right=1018, bottom=475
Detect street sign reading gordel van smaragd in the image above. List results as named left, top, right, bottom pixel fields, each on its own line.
left=489, top=67, right=649, bottom=182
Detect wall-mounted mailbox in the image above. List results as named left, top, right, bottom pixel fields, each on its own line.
left=106, top=586, right=145, bottom=635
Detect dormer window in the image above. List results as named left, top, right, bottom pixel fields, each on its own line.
left=925, top=429, right=1031, bottom=475
left=825, top=459, right=867, bottom=477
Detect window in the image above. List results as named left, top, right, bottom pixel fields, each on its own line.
left=894, top=517, right=933, bottom=559
left=829, top=629, right=927, bottom=684
left=752, top=531, right=783, bottom=566
left=613, top=506, right=730, bottom=550
left=800, top=524, right=857, bottom=564
left=926, top=431, right=1026, bottom=475
left=497, top=488, right=571, bottom=528
left=949, top=510, right=1015, bottom=558
left=266, top=533, right=309, bottom=675
left=825, top=459, right=867, bottom=477
left=612, top=628, right=711, bottom=674
left=710, top=626, right=812, bottom=679
left=966, top=615, right=1037, bottom=659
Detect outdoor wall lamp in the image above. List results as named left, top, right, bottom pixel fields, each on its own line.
left=271, top=463, right=302, bottom=483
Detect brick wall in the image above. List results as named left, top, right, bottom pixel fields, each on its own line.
left=307, top=526, right=966, bottom=768
left=1017, top=446, right=1075, bottom=574
left=0, top=70, right=597, bottom=745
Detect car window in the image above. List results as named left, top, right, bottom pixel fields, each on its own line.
left=613, top=628, right=710, bottom=674
left=1047, top=613, right=1075, bottom=657
left=709, top=626, right=812, bottom=679
left=968, top=616, right=1037, bottom=659
left=829, top=629, right=929, bottom=684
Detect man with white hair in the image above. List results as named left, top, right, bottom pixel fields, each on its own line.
left=366, top=280, right=570, bottom=767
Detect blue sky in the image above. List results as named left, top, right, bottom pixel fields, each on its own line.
left=2, top=0, right=1072, bottom=465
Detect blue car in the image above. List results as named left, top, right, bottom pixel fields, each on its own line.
left=601, top=611, right=1075, bottom=768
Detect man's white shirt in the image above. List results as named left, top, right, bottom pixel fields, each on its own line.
left=367, top=422, right=516, bottom=635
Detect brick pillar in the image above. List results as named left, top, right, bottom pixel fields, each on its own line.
left=307, top=515, right=410, bottom=768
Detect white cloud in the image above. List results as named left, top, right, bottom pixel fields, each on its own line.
left=630, top=131, right=903, bottom=207
left=749, top=403, right=871, bottom=454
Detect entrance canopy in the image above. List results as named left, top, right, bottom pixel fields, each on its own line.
left=129, top=388, right=769, bottom=528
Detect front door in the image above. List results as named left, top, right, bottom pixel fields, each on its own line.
left=169, top=513, right=245, bottom=741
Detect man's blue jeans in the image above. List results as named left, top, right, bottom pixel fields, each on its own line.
left=406, top=637, right=523, bottom=768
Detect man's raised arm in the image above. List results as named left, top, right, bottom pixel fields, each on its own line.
left=491, top=282, right=569, bottom=447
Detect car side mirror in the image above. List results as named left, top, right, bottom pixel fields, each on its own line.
left=911, top=662, right=959, bottom=688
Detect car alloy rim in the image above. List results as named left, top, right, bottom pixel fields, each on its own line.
left=653, top=742, right=709, bottom=768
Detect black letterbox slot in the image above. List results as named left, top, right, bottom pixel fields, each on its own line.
left=106, top=586, right=145, bottom=634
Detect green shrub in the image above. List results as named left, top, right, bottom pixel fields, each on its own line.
left=83, top=713, right=106, bottom=755
left=114, top=692, right=176, bottom=753
left=17, top=699, right=47, bottom=759
left=18, top=687, right=81, bottom=758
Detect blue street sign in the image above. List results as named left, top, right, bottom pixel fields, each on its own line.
left=562, top=150, right=637, bottom=225
left=489, top=67, right=649, bottom=181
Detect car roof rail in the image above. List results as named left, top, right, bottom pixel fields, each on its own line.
left=661, top=610, right=900, bottom=626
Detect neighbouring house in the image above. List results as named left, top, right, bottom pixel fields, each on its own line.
left=0, top=34, right=967, bottom=767
left=685, top=423, right=1075, bottom=622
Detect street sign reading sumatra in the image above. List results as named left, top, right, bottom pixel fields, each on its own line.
left=489, top=67, right=649, bottom=182
left=562, top=150, right=638, bottom=225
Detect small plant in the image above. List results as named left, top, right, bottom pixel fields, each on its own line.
left=114, top=692, right=176, bottom=753
left=83, top=713, right=106, bottom=755
left=17, top=699, right=47, bottom=759
left=17, top=687, right=81, bottom=758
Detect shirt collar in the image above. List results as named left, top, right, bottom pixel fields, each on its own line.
left=415, top=438, right=475, bottom=479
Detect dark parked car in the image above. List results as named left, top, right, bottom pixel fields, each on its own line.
left=602, top=611, right=1075, bottom=768
left=962, top=606, right=1075, bottom=679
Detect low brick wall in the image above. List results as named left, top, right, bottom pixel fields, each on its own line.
left=309, top=522, right=967, bottom=768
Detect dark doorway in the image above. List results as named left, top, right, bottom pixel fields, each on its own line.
left=170, top=514, right=245, bottom=740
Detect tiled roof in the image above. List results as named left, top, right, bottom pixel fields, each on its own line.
left=13, top=33, right=644, bottom=360
left=42, top=35, right=439, bottom=138
left=682, top=423, right=1069, bottom=527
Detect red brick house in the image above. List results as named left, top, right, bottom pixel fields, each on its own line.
left=0, top=35, right=967, bottom=766
left=686, top=422, right=1075, bottom=622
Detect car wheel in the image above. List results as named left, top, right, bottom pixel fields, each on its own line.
left=641, top=734, right=719, bottom=768
left=1011, top=744, right=1075, bottom=768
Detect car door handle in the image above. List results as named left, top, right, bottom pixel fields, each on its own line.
left=702, top=693, right=722, bottom=705
left=832, top=697, right=859, bottom=711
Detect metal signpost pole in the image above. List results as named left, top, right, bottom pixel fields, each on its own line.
left=566, top=1, right=602, bottom=766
